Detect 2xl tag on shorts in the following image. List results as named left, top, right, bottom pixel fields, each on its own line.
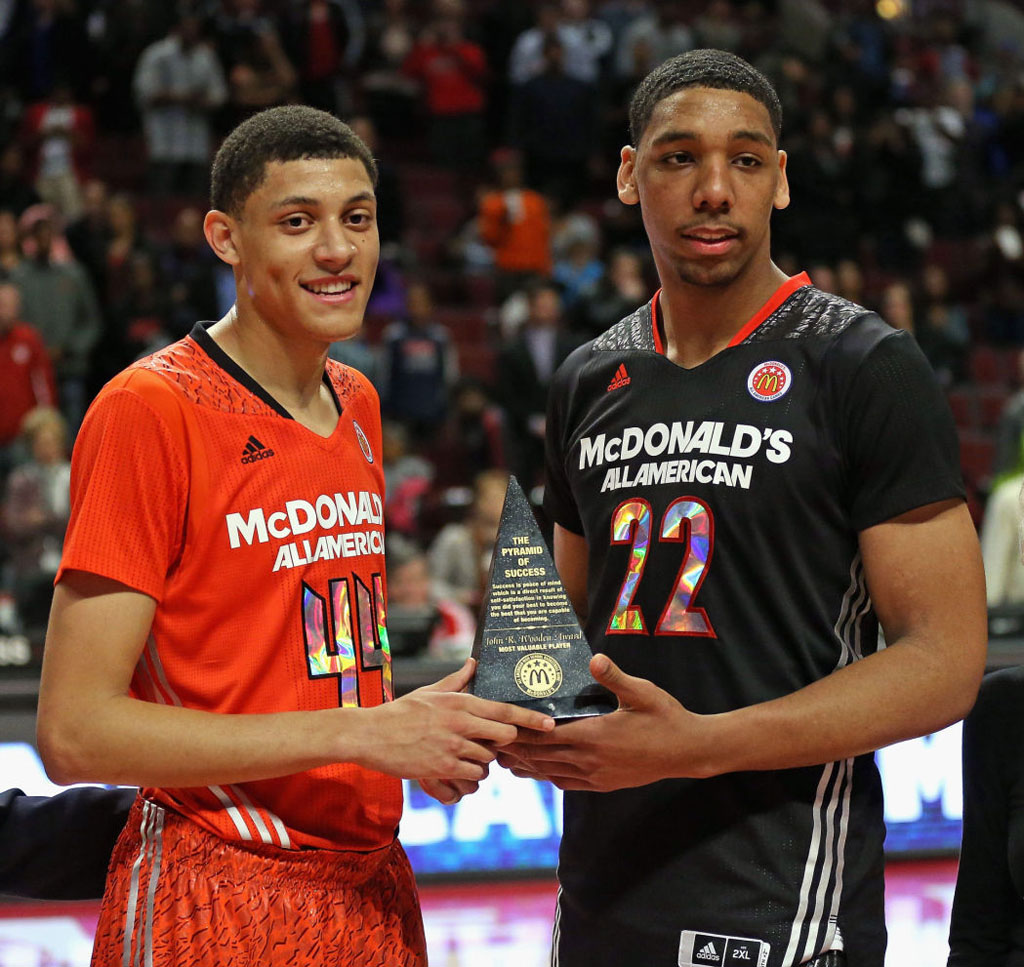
left=678, top=930, right=770, bottom=967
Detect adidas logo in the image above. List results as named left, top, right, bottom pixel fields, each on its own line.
left=695, top=941, right=722, bottom=963
left=606, top=363, right=631, bottom=392
left=241, top=435, right=275, bottom=465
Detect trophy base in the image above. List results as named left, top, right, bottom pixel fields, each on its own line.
left=512, top=685, right=617, bottom=721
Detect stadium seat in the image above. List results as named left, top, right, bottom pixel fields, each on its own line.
left=946, top=388, right=978, bottom=431
left=968, top=345, right=1008, bottom=387
left=959, top=432, right=996, bottom=490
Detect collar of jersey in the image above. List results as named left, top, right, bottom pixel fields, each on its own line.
left=650, top=272, right=811, bottom=356
left=188, top=321, right=343, bottom=420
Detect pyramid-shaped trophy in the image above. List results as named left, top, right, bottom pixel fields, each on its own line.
left=469, top=477, right=615, bottom=719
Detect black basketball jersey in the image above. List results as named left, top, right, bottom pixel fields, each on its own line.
left=543, top=274, right=964, bottom=967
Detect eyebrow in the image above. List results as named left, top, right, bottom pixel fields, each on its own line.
left=650, top=129, right=775, bottom=149
left=270, top=191, right=376, bottom=210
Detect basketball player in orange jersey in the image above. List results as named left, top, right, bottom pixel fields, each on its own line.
left=35, top=105, right=555, bottom=966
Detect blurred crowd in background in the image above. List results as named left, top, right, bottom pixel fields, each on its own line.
left=1, top=0, right=1024, bottom=651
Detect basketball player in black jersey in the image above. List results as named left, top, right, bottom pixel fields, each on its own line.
left=499, top=49, right=987, bottom=967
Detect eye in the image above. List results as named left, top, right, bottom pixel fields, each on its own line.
left=663, top=151, right=694, bottom=165
left=345, top=210, right=375, bottom=229
left=281, top=214, right=311, bottom=230
left=734, top=154, right=763, bottom=168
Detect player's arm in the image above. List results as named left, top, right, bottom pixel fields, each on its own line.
left=0, top=785, right=134, bottom=900
left=554, top=524, right=589, bottom=625
left=37, top=571, right=553, bottom=789
left=699, top=495, right=986, bottom=771
left=500, top=498, right=986, bottom=790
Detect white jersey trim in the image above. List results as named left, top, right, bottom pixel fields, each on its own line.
left=121, top=799, right=165, bottom=967
left=783, top=553, right=870, bottom=964
left=138, top=636, right=294, bottom=849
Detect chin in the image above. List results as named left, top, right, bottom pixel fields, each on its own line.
left=307, top=310, right=366, bottom=343
left=676, top=262, right=743, bottom=289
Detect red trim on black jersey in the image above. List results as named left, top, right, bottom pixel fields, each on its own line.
left=650, top=289, right=665, bottom=355
left=649, top=274, right=812, bottom=357
left=727, top=272, right=812, bottom=347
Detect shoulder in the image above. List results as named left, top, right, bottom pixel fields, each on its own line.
left=84, top=338, right=210, bottom=432
left=757, top=286, right=939, bottom=395
left=591, top=299, right=657, bottom=354
left=327, top=358, right=379, bottom=407
left=138, top=36, right=173, bottom=61
left=745, top=285, right=888, bottom=347
left=53, top=258, right=90, bottom=286
left=551, top=301, right=653, bottom=379
left=12, top=322, right=45, bottom=346
left=116, top=338, right=205, bottom=399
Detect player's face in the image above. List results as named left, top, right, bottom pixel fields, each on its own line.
left=219, top=157, right=379, bottom=346
left=617, top=87, right=789, bottom=290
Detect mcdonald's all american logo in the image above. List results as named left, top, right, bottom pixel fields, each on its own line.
left=514, top=653, right=563, bottom=699
left=747, top=361, right=792, bottom=402
left=353, top=420, right=374, bottom=463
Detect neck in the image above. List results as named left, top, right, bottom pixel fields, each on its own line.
left=656, top=257, right=788, bottom=369
left=208, top=306, right=332, bottom=417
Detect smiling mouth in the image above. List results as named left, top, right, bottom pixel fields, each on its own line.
left=301, top=280, right=356, bottom=296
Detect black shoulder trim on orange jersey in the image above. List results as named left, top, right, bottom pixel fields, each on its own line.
left=738, top=286, right=873, bottom=343
left=187, top=322, right=339, bottom=421
left=189, top=323, right=292, bottom=418
left=592, top=302, right=657, bottom=353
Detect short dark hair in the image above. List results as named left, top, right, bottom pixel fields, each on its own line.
left=210, top=105, right=378, bottom=216
left=628, top=49, right=782, bottom=146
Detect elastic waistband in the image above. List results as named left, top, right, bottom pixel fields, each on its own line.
left=126, top=797, right=402, bottom=890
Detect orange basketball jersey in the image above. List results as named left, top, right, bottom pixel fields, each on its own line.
left=58, top=325, right=402, bottom=851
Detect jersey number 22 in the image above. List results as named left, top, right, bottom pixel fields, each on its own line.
left=608, top=497, right=716, bottom=637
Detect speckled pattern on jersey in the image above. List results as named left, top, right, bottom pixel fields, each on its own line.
left=593, top=286, right=870, bottom=356
left=91, top=799, right=426, bottom=967
left=134, top=337, right=363, bottom=415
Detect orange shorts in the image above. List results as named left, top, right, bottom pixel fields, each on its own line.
left=90, top=797, right=426, bottom=967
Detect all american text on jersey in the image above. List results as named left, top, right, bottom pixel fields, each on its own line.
left=224, top=489, right=385, bottom=572
left=577, top=421, right=793, bottom=494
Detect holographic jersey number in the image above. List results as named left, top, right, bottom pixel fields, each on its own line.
left=607, top=497, right=716, bottom=638
left=608, top=499, right=653, bottom=633
left=302, top=574, right=393, bottom=708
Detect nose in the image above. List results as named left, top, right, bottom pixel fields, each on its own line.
left=314, top=220, right=357, bottom=269
left=692, top=156, right=733, bottom=213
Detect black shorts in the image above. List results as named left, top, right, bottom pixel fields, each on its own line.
left=550, top=889, right=846, bottom=967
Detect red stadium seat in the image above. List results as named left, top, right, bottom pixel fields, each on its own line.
left=978, top=387, right=1010, bottom=429
left=458, top=344, right=496, bottom=383
left=946, top=388, right=978, bottom=431
left=968, top=345, right=1005, bottom=386
left=959, top=432, right=996, bottom=490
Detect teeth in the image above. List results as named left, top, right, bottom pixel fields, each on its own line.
left=306, top=281, right=354, bottom=295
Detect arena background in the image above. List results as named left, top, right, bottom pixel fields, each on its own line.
left=1, top=0, right=1023, bottom=962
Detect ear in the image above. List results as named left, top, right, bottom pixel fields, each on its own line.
left=773, top=150, right=790, bottom=211
left=616, top=145, right=639, bottom=206
left=204, top=209, right=242, bottom=266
